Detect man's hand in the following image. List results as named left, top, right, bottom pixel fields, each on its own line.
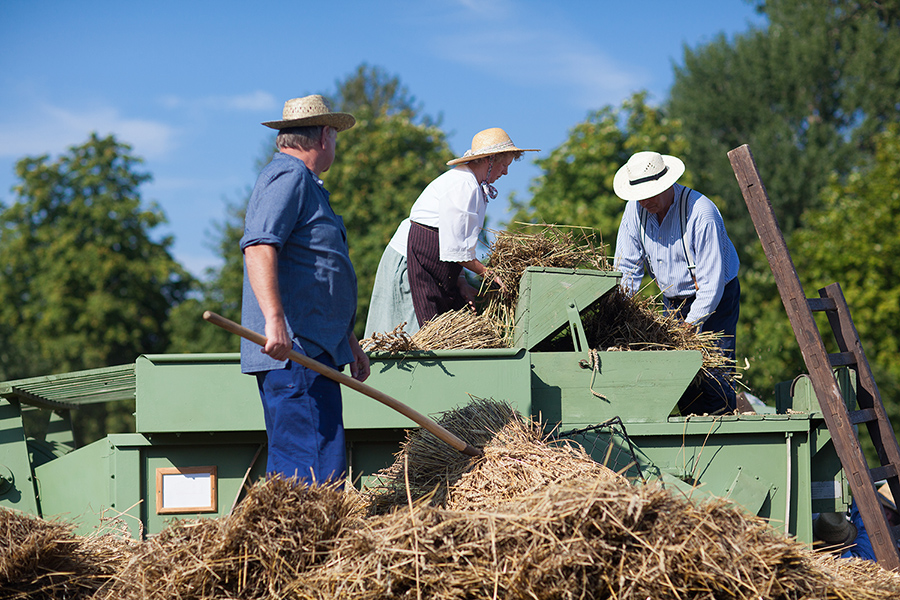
left=262, top=318, right=292, bottom=361
left=349, top=334, right=370, bottom=382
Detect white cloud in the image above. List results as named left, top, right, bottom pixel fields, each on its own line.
left=432, top=2, right=647, bottom=109
left=157, top=90, right=278, bottom=112
left=0, top=102, right=177, bottom=160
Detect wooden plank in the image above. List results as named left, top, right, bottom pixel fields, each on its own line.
left=727, top=144, right=900, bottom=570
left=848, top=408, right=877, bottom=426
left=807, top=297, right=837, bottom=312
left=820, top=283, right=900, bottom=519
left=828, top=352, right=857, bottom=367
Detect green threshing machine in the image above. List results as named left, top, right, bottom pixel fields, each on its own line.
left=0, top=266, right=850, bottom=542
left=1, top=145, right=898, bottom=567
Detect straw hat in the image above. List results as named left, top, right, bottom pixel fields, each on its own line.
left=613, top=151, right=685, bottom=201
left=813, top=512, right=858, bottom=546
left=262, top=95, right=356, bottom=132
left=877, top=483, right=898, bottom=514
left=447, top=128, right=539, bottom=166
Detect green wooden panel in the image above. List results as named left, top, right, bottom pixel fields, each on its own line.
left=135, top=354, right=262, bottom=433
left=514, top=267, right=619, bottom=350
left=143, top=440, right=266, bottom=536
left=0, top=400, right=39, bottom=514
left=531, top=350, right=702, bottom=425
left=343, top=348, right=532, bottom=428
left=34, top=436, right=132, bottom=536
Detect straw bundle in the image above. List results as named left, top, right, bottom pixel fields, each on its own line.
left=362, top=226, right=608, bottom=353
left=360, top=322, right=418, bottom=353
left=365, top=397, right=517, bottom=513
left=95, top=478, right=364, bottom=600
left=303, top=478, right=900, bottom=600
left=0, top=508, right=135, bottom=600
left=580, top=285, right=735, bottom=375
left=410, top=307, right=509, bottom=350
left=482, top=225, right=610, bottom=316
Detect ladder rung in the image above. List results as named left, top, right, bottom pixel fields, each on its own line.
left=828, top=352, right=857, bottom=367
left=870, top=465, right=898, bottom=482
left=849, top=408, right=878, bottom=425
left=808, top=297, right=837, bottom=312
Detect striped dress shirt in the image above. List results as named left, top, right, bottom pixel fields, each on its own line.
left=614, top=183, right=739, bottom=325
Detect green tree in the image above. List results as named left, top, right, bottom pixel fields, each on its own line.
left=166, top=197, right=247, bottom=353
left=174, top=64, right=453, bottom=345
left=793, top=124, right=900, bottom=422
left=509, top=92, right=690, bottom=261
left=325, top=64, right=454, bottom=338
left=669, top=0, right=900, bottom=260
left=0, top=133, right=193, bottom=442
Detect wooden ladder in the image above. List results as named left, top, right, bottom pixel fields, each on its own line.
left=728, top=144, right=900, bottom=570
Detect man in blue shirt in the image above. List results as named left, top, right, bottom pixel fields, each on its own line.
left=241, top=95, right=369, bottom=485
left=613, top=151, right=740, bottom=415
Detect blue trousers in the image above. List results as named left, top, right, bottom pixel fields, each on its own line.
left=674, top=277, right=740, bottom=415
left=255, top=348, right=346, bottom=486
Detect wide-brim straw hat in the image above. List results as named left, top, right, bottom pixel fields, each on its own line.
left=447, top=128, right=539, bottom=166
left=878, top=482, right=898, bottom=514
left=813, top=511, right=858, bottom=546
left=613, top=151, right=685, bottom=201
left=262, top=95, right=356, bottom=132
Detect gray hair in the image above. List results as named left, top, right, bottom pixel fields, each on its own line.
left=469, top=151, right=525, bottom=166
left=275, top=125, right=326, bottom=151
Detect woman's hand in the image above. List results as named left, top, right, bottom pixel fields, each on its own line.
left=458, top=278, right=478, bottom=312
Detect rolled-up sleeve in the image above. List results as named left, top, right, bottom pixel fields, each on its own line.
left=241, top=169, right=305, bottom=252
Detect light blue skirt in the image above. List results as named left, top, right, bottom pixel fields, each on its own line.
left=364, top=246, right=419, bottom=338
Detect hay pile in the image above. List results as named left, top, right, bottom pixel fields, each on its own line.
left=4, top=395, right=900, bottom=599
left=300, top=478, right=900, bottom=600
left=0, top=508, right=135, bottom=600
left=365, top=397, right=621, bottom=514
left=94, top=480, right=364, bottom=600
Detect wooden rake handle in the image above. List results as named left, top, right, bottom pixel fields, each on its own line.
left=202, top=311, right=483, bottom=458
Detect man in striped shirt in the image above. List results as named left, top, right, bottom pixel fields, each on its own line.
left=613, top=151, right=740, bottom=415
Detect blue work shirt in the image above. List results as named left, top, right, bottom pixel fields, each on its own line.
left=841, top=500, right=877, bottom=561
left=240, top=152, right=357, bottom=373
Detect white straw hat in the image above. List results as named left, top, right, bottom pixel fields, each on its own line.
left=262, top=95, right=356, bottom=132
left=447, top=128, right=539, bottom=166
left=613, top=151, right=685, bottom=201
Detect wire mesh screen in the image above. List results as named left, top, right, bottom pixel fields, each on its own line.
left=554, top=416, right=646, bottom=483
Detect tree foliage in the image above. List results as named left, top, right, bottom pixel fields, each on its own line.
left=0, top=134, right=193, bottom=443
left=509, top=92, right=690, bottom=260
left=669, top=0, right=900, bottom=259
left=325, top=64, right=454, bottom=338
left=165, top=198, right=246, bottom=354
left=0, top=133, right=192, bottom=375
left=793, top=124, right=900, bottom=392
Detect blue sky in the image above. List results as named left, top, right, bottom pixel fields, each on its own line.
left=0, top=1, right=766, bottom=278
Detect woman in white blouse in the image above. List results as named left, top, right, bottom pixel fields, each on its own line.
left=364, top=128, right=537, bottom=335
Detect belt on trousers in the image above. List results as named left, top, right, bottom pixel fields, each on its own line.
left=411, top=221, right=438, bottom=232
left=666, top=295, right=694, bottom=305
